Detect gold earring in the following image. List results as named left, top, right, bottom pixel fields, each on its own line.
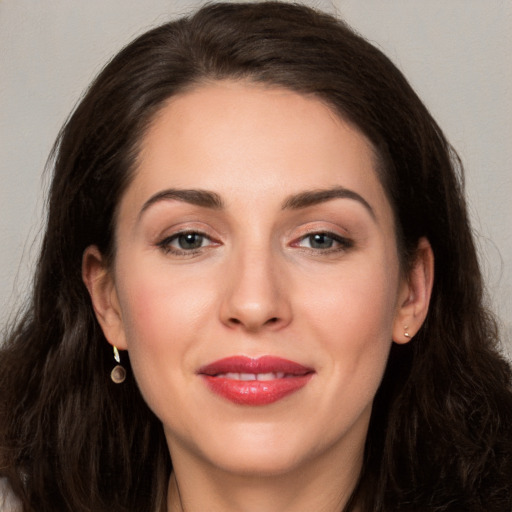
left=404, top=326, right=411, bottom=338
left=110, top=346, right=126, bottom=384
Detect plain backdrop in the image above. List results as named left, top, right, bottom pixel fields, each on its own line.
left=1, top=0, right=511, bottom=357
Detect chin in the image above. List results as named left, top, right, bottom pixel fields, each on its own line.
left=190, top=423, right=334, bottom=478
left=212, top=447, right=310, bottom=478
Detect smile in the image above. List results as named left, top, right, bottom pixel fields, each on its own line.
left=216, top=372, right=286, bottom=381
left=197, top=356, right=314, bottom=406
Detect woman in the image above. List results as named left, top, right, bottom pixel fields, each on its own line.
left=1, top=2, right=511, bottom=511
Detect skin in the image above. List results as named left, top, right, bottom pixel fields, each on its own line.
left=83, top=81, right=433, bottom=512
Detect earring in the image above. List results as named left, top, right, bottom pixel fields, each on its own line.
left=404, top=326, right=411, bottom=339
left=110, top=346, right=126, bottom=384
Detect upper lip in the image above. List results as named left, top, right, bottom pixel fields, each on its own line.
left=197, top=356, right=314, bottom=376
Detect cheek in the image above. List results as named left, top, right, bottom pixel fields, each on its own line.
left=300, top=260, right=398, bottom=340
left=297, top=258, right=399, bottom=394
left=116, top=260, right=212, bottom=339
left=112, top=265, right=219, bottom=425
left=113, top=262, right=217, bottom=386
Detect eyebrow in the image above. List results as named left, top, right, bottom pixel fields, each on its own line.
left=139, top=188, right=224, bottom=218
left=138, top=185, right=374, bottom=220
left=282, top=187, right=375, bottom=219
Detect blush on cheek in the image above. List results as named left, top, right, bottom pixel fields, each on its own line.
left=117, top=270, right=215, bottom=356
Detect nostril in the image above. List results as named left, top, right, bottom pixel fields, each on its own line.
left=227, top=317, right=279, bottom=327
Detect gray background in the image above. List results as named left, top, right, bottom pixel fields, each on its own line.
left=1, top=0, right=511, bottom=357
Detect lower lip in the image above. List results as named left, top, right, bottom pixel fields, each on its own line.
left=201, top=375, right=313, bottom=405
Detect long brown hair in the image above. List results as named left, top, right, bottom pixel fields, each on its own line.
left=1, top=3, right=511, bottom=511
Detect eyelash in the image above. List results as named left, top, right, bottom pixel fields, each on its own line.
left=156, top=230, right=216, bottom=256
left=156, top=230, right=353, bottom=257
left=292, top=232, right=354, bottom=253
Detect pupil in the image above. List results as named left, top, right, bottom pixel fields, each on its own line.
left=179, top=233, right=203, bottom=250
left=310, top=234, right=333, bottom=249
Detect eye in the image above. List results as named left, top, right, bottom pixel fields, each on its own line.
left=157, top=231, right=215, bottom=255
left=173, top=232, right=207, bottom=250
left=294, top=232, right=353, bottom=252
left=303, top=233, right=335, bottom=249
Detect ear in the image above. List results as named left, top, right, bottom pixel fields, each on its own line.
left=392, top=237, right=434, bottom=344
left=82, top=245, right=128, bottom=350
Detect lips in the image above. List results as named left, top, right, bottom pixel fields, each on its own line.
left=197, top=356, right=314, bottom=405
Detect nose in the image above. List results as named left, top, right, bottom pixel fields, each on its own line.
left=219, top=248, right=292, bottom=332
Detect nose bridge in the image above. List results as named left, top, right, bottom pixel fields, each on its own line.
left=220, top=237, right=290, bottom=331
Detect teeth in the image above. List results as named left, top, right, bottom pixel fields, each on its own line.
left=216, top=372, right=286, bottom=380
left=239, top=373, right=257, bottom=381
left=258, top=372, right=285, bottom=380
left=257, top=372, right=277, bottom=381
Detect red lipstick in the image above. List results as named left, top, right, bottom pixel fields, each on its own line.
left=197, top=356, right=314, bottom=405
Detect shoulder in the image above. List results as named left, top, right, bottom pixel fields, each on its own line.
left=0, top=478, right=22, bottom=512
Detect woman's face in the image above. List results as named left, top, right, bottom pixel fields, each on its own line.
left=88, top=81, right=418, bottom=478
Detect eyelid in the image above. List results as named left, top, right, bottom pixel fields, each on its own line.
left=152, top=220, right=220, bottom=244
left=293, top=232, right=352, bottom=247
left=160, top=230, right=212, bottom=247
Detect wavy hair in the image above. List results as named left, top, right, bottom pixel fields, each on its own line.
left=1, top=2, right=511, bottom=511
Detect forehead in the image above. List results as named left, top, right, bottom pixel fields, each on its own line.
left=122, top=81, right=392, bottom=225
